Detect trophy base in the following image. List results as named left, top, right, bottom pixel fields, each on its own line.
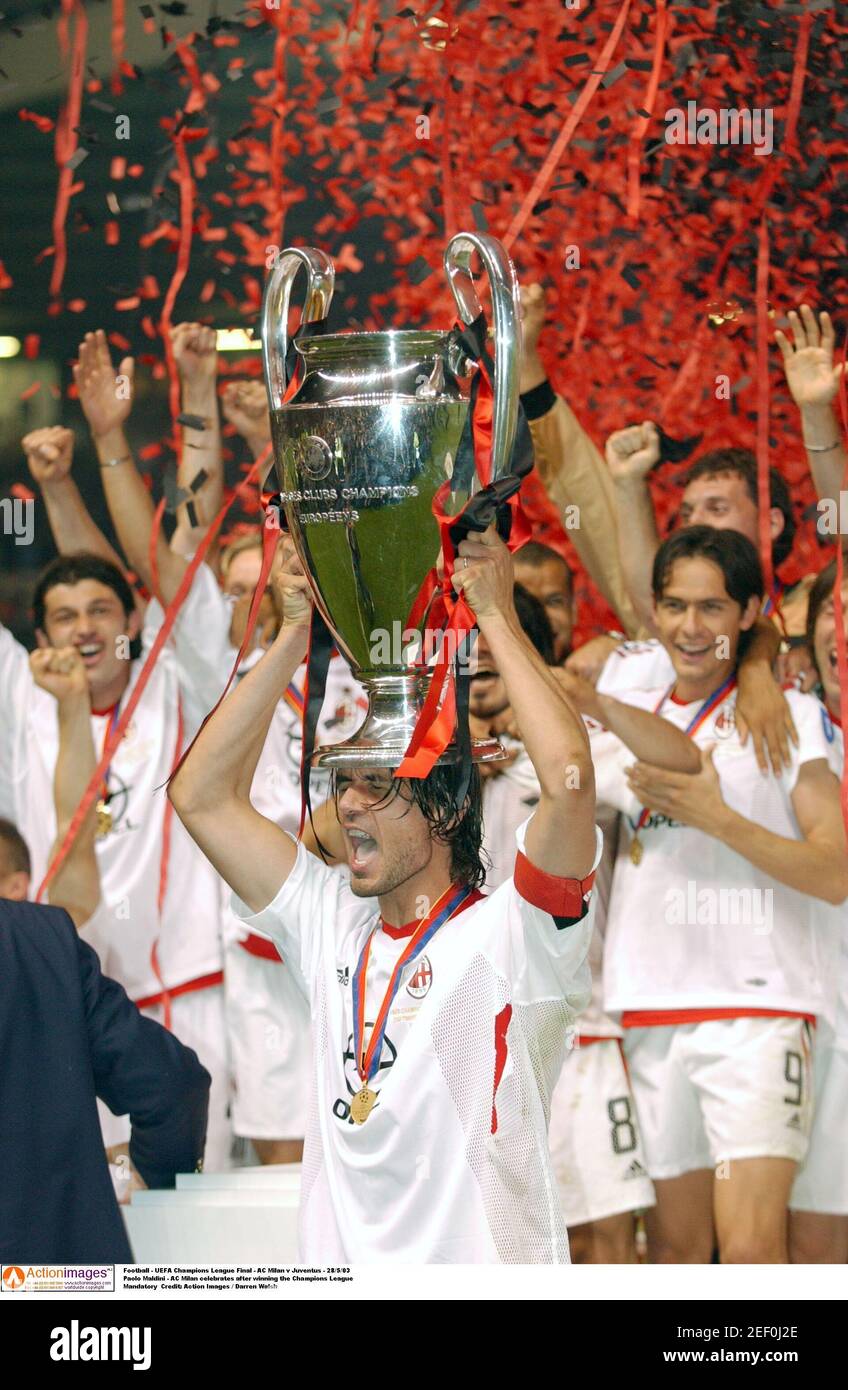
left=311, top=673, right=507, bottom=771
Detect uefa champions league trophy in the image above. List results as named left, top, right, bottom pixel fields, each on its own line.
left=261, top=232, right=522, bottom=770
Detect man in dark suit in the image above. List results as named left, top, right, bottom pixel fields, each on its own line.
left=0, top=897, right=210, bottom=1264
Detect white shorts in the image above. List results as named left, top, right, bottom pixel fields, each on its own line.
left=224, top=939, right=311, bottom=1140
left=548, top=1037, right=655, bottom=1226
left=791, top=1038, right=848, bottom=1215
left=623, top=1016, right=814, bottom=1181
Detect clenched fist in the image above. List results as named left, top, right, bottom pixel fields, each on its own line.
left=23, top=426, right=74, bottom=486
left=605, top=420, right=660, bottom=483
left=172, top=322, right=218, bottom=388
left=222, top=379, right=271, bottom=449
left=30, top=646, right=89, bottom=704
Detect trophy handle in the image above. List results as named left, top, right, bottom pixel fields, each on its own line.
left=261, top=248, right=336, bottom=410
left=443, top=232, right=521, bottom=478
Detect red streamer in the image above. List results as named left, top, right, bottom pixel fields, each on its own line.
left=626, top=0, right=669, bottom=221
left=755, top=217, right=774, bottom=600
left=49, top=0, right=88, bottom=303
left=503, top=0, right=632, bottom=252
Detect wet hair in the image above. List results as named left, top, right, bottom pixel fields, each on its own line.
left=652, top=525, right=764, bottom=609
left=514, top=540, right=574, bottom=595
left=806, top=559, right=840, bottom=685
left=0, top=818, right=31, bottom=879
left=33, top=553, right=142, bottom=660
left=682, top=449, right=796, bottom=568
left=332, top=763, right=487, bottom=890
left=513, top=582, right=555, bottom=664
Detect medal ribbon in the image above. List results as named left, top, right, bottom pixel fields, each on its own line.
left=352, top=883, right=472, bottom=1086
left=632, top=674, right=737, bottom=837
left=95, top=699, right=122, bottom=811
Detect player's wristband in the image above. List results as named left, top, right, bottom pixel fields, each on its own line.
left=99, top=455, right=132, bottom=468
left=519, top=379, right=556, bottom=421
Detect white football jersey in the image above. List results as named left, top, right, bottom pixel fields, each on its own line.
left=483, top=745, right=621, bottom=1038
left=821, top=712, right=847, bottom=1047
left=597, top=638, right=674, bottom=697
left=0, top=565, right=228, bottom=999
left=232, top=820, right=602, bottom=1263
left=595, top=685, right=840, bottom=1019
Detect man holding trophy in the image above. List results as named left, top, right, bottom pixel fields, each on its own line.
left=169, top=233, right=601, bottom=1262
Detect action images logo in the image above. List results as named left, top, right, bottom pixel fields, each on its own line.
left=50, top=1320, right=151, bottom=1371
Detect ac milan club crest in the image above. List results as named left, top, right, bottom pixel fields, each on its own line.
left=406, top=956, right=433, bottom=999
left=713, top=706, right=736, bottom=738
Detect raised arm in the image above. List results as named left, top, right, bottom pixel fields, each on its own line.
left=222, top=378, right=272, bottom=466
left=22, top=426, right=128, bottom=571
left=604, top=420, right=662, bottom=632
left=519, top=285, right=643, bottom=636
left=169, top=323, right=223, bottom=560
left=30, top=646, right=100, bottom=929
left=775, top=305, right=846, bottom=505
left=74, top=330, right=188, bottom=606
left=454, top=527, right=596, bottom=878
left=168, top=545, right=311, bottom=912
left=626, top=752, right=848, bottom=906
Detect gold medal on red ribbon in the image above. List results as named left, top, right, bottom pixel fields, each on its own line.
left=350, top=1085, right=378, bottom=1125
left=95, top=798, right=113, bottom=838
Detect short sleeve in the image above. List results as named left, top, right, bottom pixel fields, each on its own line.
left=143, top=563, right=234, bottom=728
left=784, top=691, right=840, bottom=793
left=230, top=838, right=371, bottom=996
left=596, top=639, right=673, bottom=697
left=496, top=816, right=602, bottom=1009
left=0, top=625, right=32, bottom=821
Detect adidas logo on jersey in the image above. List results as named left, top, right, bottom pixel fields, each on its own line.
left=623, top=1159, right=648, bottom=1180
left=337, top=966, right=350, bottom=987
left=786, top=1112, right=802, bottom=1130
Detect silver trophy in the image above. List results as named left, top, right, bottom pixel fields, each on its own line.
left=261, top=232, right=521, bottom=769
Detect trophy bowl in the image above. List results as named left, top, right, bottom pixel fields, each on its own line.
left=262, top=235, right=522, bottom=770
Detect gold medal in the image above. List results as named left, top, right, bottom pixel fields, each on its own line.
left=95, top=798, right=113, bottom=838
left=629, top=835, right=643, bottom=866
left=350, top=1085, right=378, bottom=1125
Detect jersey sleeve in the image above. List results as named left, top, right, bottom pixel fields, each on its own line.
left=596, top=639, right=672, bottom=697
left=497, top=816, right=603, bottom=1011
left=0, top=624, right=33, bottom=821
left=784, top=690, right=838, bottom=793
left=229, top=839, right=368, bottom=996
left=142, top=562, right=233, bottom=729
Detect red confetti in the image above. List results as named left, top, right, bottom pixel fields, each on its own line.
left=114, top=296, right=140, bottom=310
left=24, top=334, right=39, bottom=359
left=110, top=156, right=127, bottom=180
left=105, top=220, right=120, bottom=245
left=11, top=482, right=36, bottom=503
left=18, top=108, right=55, bottom=134
left=66, top=298, right=86, bottom=312
left=20, top=382, right=41, bottom=400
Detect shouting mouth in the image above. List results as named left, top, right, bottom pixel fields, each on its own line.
left=345, top=826, right=379, bottom=873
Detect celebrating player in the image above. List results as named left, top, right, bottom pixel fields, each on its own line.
left=596, top=528, right=846, bottom=1263
left=170, top=526, right=602, bottom=1263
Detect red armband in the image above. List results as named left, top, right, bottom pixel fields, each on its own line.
left=514, top=850, right=595, bottom=920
